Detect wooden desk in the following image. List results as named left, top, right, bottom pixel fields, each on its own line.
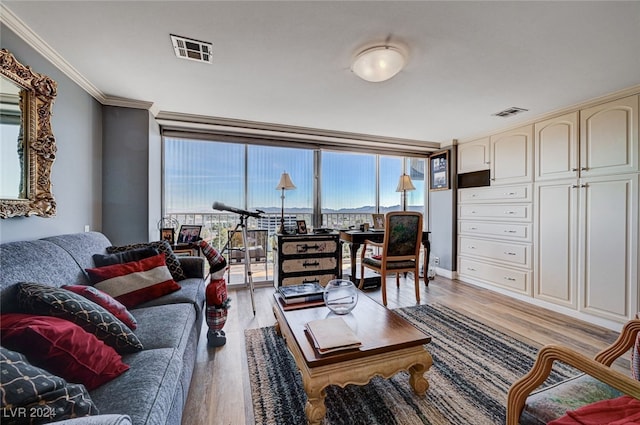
left=339, top=230, right=431, bottom=284
left=272, top=292, right=432, bottom=424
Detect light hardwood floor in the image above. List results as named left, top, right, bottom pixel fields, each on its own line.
left=181, top=275, right=627, bottom=425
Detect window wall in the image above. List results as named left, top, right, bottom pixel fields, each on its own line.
left=164, top=137, right=427, bottom=228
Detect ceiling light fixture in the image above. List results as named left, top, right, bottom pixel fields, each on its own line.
left=351, top=45, right=406, bottom=83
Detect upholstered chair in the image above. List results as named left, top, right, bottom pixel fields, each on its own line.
left=359, top=211, right=423, bottom=306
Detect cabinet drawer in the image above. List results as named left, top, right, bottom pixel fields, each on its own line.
left=458, top=257, right=530, bottom=294
left=459, top=236, right=531, bottom=267
left=458, top=221, right=531, bottom=241
left=281, top=274, right=336, bottom=287
left=281, top=239, right=338, bottom=256
left=459, top=204, right=531, bottom=221
left=282, top=257, right=337, bottom=274
left=459, top=185, right=531, bottom=203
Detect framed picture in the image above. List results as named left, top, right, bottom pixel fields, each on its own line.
left=372, top=214, right=384, bottom=229
left=429, top=150, right=450, bottom=191
left=160, top=228, right=175, bottom=245
left=177, top=225, right=202, bottom=244
left=296, top=220, right=308, bottom=234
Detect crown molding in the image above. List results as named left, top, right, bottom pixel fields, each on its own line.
left=102, top=95, right=154, bottom=111
left=156, top=111, right=441, bottom=153
left=458, top=84, right=640, bottom=144
left=1, top=4, right=108, bottom=103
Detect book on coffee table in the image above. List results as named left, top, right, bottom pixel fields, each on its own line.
left=305, top=317, right=362, bottom=354
left=275, top=293, right=326, bottom=311
left=279, top=283, right=325, bottom=305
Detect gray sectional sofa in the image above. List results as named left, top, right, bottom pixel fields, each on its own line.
left=0, top=232, right=206, bottom=425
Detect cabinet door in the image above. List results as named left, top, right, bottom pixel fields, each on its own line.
left=534, top=180, right=579, bottom=308
left=580, top=174, right=638, bottom=322
left=458, top=137, right=490, bottom=173
left=580, top=94, right=639, bottom=177
left=535, top=112, right=579, bottom=181
left=490, top=125, right=533, bottom=184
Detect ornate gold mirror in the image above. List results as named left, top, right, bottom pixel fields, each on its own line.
left=0, top=49, right=57, bottom=218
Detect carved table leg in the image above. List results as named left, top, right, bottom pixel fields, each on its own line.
left=408, top=353, right=433, bottom=396
left=304, top=383, right=327, bottom=425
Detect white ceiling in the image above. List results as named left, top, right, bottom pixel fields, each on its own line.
left=3, top=1, right=640, bottom=145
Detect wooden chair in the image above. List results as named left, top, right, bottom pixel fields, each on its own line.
left=359, top=211, right=423, bottom=307
left=506, top=317, right=640, bottom=424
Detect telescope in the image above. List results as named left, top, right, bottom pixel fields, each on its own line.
left=212, top=202, right=263, bottom=218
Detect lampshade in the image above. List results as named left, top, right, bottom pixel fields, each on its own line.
left=275, top=172, right=296, bottom=190
left=351, top=45, right=406, bottom=83
left=396, top=174, right=416, bottom=192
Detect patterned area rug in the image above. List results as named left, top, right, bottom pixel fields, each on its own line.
left=245, top=303, right=578, bottom=425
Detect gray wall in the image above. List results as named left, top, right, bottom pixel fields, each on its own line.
left=0, top=27, right=103, bottom=243
left=102, top=106, right=158, bottom=245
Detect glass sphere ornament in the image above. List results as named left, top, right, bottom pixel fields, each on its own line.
left=324, top=279, right=358, bottom=315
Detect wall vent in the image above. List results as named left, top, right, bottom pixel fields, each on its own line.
left=492, top=107, right=528, bottom=118
left=170, top=34, right=213, bottom=64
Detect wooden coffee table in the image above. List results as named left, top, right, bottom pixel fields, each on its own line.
left=272, top=293, right=433, bottom=425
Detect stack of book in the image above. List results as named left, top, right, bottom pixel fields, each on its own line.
left=278, top=283, right=325, bottom=306
left=305, top=317, right=362, bottom=354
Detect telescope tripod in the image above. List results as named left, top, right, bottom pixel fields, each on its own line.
left=219, top=213, right=256, bottom=315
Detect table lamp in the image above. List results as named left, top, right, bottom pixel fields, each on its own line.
left=396, top=173, right=416, bottom=211
left=276, top=172, right=296, bottom=234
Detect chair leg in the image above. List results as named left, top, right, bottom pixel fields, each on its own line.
left=381, top=267, right=388, bottom=306
left=396, top=273, right=400, bottom=288
left=414, top=265, right=420, bottom=303
left=359, top=263, right=365, bottom=289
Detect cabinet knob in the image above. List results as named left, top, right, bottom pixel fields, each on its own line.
left=504, top=192, right=516, bottom=196
left=468, top=246, right=476, bottom=249
left=504, top=277, right=516, bottom=281
left=504, top=252, right=516, bottom=256
left=504, top=211, right=516, bottom=215
left=571, top=168, right=578, bottom=172
left=470, top=227, right=478, bottom=230
left=504, top=230, right=517, bottom=233
left=580, top=167, right=588, bottom=171
left=467, top=267, right=476, bottom=272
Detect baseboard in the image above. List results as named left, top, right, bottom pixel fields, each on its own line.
left=434, top=267, right=456, bottom=280
left=457, top=276, right=624, bottom=332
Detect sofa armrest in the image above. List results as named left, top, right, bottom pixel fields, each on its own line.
left=54, top=415, right=132, bottom=425
left=178, top=256, right=205, bottom=279
left=507, top=318, right=640, bottom=425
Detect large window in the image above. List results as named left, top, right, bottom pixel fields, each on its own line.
left=164, top=138, right=427, bottom=226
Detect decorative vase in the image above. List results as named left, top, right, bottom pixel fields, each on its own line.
left=324, top=279, right=358, bottom=315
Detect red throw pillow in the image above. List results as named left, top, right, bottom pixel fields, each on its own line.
left=62, top=285, right=137, bottom=330
left=86, top=253, right=181, bottom=308
left=0, top=313, right=129, bottom=390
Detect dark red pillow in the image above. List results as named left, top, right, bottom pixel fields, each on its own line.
left=86, top=253, right=181, bottom=308
left=62, top=285, right=137, bottom=330
left=0, top=314, right=129, bottom=390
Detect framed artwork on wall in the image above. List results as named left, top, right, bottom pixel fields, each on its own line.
left=429, top=150, right=450, bottom=191
left=177, top=225, right=202, bottom=244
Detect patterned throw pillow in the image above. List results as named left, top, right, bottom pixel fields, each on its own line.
left=86, top=253, right=181, bottom=309
left=17, top=282, right=143, bottom=354
left=107, top=240, right=186, bottom=281
left=1, top=314, right=129, bottom=391
left=92, top=246, right=158, bottom=267
left=62, top=285, right=137, bottom=330
left=0, top=347, right=98, bottom=423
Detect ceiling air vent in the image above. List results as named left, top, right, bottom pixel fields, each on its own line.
left=492, top=107, right=528, bottom=118
left=170, top=34, right=213, bottom=64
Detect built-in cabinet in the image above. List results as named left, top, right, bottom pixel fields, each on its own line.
left=458, top=137, right=490, bottom=173
left=457, top=184, right=533, bottom=295
left=458, top=93, right=639, bottom=326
